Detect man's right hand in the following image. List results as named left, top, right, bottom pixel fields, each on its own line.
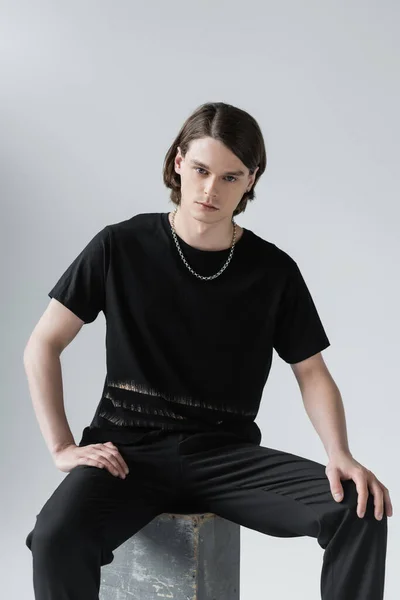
left=52, top=441, right=130, bottom=479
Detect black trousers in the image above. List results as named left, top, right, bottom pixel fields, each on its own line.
left=25, top=430, right=388, bottom=599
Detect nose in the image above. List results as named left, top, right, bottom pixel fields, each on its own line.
left=204, top=186, right=218, bottom=199
left=204, top=175, right=219, bottom=198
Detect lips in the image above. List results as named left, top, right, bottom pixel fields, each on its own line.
left=198, top=202, right=218, bottom=209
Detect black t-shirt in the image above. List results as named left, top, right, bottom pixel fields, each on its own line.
left=48, top=212, right=330, bottom=446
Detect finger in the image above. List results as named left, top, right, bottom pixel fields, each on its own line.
left=383, top=487, right=393, bottom=517
left=100, top=444, right=127, bottom=477
left=103, top=452, right=127, bottom=478
left=370, top=480, right=384, bottom=520
left=104, top=442, right=130, bottom=474
left=327, top=471, right=344, bottom=501
left=108, top=449, right=130, bottom=476
left=374, top=479, right=393, bottom=517
left=91, top=449, right=125, bottom=478
left=354, top=474, right=369, bottom=518
left=83, top=456, right=119, bottom=477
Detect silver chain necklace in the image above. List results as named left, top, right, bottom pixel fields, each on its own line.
left=169, top=207, right=237, bottom=281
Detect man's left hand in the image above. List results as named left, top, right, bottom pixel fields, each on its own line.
left=325, top=451, right=393, bottom=520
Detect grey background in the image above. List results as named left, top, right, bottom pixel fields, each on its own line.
left=1, top=1, right=399, bottom=598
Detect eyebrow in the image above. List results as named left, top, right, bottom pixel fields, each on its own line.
left=190, top=159, right=245, bottom=177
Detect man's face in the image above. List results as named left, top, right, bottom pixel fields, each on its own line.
left=174, top=136, right=258, bottom=221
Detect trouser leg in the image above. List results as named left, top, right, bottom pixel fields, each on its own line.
left=178, top=432, right=388, bottom=600
left=25, top=432, right=187, bottom=600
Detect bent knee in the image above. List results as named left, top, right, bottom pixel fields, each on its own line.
left=25, top=513, right=84, bottom=554
left=340, top=479, right=378, bottom=519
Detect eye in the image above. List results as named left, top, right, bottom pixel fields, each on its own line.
left=194, top=167, right=237, bottom=182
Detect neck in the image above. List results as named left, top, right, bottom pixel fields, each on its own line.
left=168, top=206, right=243, bottom=251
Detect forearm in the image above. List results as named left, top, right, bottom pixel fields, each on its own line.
left=300, top=372, right=351, bottom=459
left=23, top=336, right=76, bottom=457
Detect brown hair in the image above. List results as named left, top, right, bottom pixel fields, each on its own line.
left=162, top=102, right=267, bottom=217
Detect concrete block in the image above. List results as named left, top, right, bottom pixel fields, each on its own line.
left=100, top=511, right=240, bottom=599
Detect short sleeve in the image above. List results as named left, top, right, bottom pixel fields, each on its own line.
left=273, top=258, right=330, bottom=364
left=48, top=226, right=110, bottom=324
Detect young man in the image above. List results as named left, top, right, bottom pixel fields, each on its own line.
left=24, top=102, right=391, bottom=599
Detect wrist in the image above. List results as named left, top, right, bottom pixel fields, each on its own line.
left=327, top=447, right=352, bottom=460
left=51, top=441, right=76, bottom=457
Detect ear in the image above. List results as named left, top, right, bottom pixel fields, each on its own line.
left=174, top=147, right=183, bottom=174
left=247, top=166, right=259, bottom=190
left=252, top=165, right=259, bottom=181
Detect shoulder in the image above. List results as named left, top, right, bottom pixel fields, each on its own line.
left=246, top=228, right=298, bottom=276
left=105, top=212, right=161, bottom=243
left=107, top=212, right=159, bottom=233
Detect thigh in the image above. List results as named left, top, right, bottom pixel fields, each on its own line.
left=26, top=434, right=181, bottom=565
left=179, top=434, right=359, bottom=541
